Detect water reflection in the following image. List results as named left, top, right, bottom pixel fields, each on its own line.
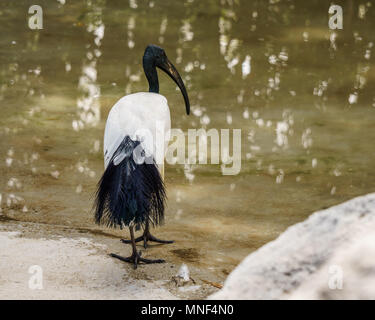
left=73, top=0, right=104, bottom=131
left=0, top=0, right=374, bottom=274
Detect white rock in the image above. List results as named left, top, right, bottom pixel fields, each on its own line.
left=209, top=193, right=375, bottom=300
left=287, top=231, right=375, bottom=299
left=177, top=263, right=190, bottom=282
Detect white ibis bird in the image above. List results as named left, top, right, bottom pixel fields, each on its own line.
left=94, top=44, right=190, bottom=268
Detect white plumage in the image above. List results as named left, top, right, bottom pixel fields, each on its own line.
left=103, top=92, right=171, bottom=171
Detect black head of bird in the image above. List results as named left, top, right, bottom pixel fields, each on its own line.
left=143, top=44, right=190, bottom=115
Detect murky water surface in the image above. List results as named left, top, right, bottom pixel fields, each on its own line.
left=1, top=1, right=375, bottom=275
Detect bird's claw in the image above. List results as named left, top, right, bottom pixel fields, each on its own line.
left=109, top=252, right=165, bottom=269
left=121, top=231, right=174, bottom=249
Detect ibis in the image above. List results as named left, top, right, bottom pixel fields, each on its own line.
left=94, top=44, right=190, bottom=268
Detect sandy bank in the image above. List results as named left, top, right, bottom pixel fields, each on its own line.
left=0, top=219, right=218, bottom=299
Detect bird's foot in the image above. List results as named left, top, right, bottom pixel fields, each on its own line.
left=109, top=251, right=165, bottom=269
left=121, top=231, right=174, bottom=249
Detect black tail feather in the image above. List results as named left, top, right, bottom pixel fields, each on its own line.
left=94, top=136, right=166, bottom=229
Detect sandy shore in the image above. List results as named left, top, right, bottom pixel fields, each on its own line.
left=0, top=218, right=219, bottom=300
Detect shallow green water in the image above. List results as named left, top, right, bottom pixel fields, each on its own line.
left=1, top=0, right=375, bottom=274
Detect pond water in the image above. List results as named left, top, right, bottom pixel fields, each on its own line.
left=1, top=0, right=374, bottom=276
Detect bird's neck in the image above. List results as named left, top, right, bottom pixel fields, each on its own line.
left=143, top=58, right=159, bottom=93
left=148, top=69, right=159, bottom=93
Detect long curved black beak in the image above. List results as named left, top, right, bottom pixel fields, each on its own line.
left=157, top=59, right=190, bottom=115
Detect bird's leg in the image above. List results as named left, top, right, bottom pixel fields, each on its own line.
left=110, top=226, right=165, bottom=269
left=142, top=220, right=174, bottom=248
left=121, top=219, right=174, bottom=249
